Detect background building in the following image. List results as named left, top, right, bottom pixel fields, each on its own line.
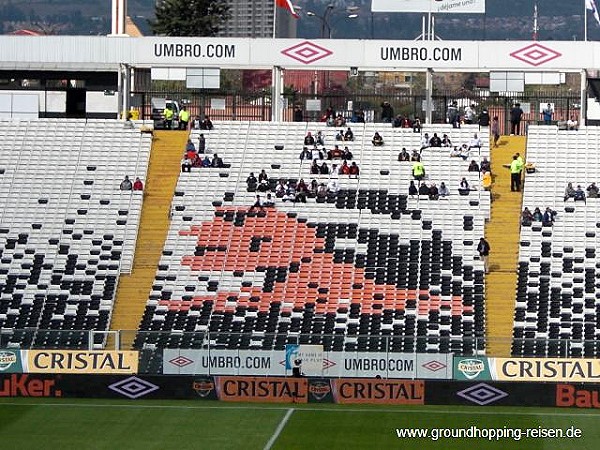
left=219, top=0, right=296, bottom=38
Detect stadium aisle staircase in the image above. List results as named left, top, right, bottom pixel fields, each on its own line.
left=111, top=131, right=188, bottom=346
left=485, top=135, right=527, bottom=356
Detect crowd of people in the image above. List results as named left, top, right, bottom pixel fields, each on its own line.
left=119, top=175, right=143, bottom=191
left=521, top=207, right=557, bottom=227
left=564, top=182, right=587, bottom=202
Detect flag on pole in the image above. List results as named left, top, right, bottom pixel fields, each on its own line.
left=587, top=0, right=600, bottom=26
left=276, top=0, right=300, bottom=19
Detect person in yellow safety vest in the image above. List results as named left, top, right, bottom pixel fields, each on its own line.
left=412, top=160, right=425, bottom=181
left=163, top=106, right=174, bottom=130
left=510, top=155, right=521, bottom=192
left=179, top=106, right=190, bottom=130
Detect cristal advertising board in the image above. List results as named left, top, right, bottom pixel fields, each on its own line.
left=454, top=356, right=600, bottom=382
left=163, top=349, right=453, bottom=379
left=372, top=0, right=486, bottom=14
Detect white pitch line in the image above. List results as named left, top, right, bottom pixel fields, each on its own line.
left=263, top=408, right=294, bottom=450
left=0, top=402, right=598, bottom=417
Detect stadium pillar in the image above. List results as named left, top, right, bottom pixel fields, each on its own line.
left=425, top=68, right=433, bottom=124
left=271, top=66, right=284, bottom=122
left=118, top=63, right=131, bottom=120
left=581, top=68, right=587, bottom=126
left=111, top=0, right=127, bottom=35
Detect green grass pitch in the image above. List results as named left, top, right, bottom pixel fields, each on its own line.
left=0, top=398, right=598, bottom=449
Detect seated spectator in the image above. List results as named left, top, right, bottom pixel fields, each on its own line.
left=587, top=182, right=599, bottom=198
left=429, top=183, right=439, bottom=200
left=185, top=139, right=196, bottom=153
left=310, top=160, right=320, bottom=174
left=343, top=146, right=353, bottom=160
left=418, top=182, right=430, bottom=196
left=249, top=195, right=264, bottom=212
left=133, top=177, right=144, bottom=191
left=200, top=116, right=214, bottom=130
left=283, top=183, right=296, bottom=202
left=258, top=169, right=268, bottom=183
left=564, top=182, right=576, bottom=201
left=275, top=179, right=286, bottom=197
left=329, top=145, right=343, bottom=159
left=349, top=162, right=359, bottom=176
left=191, top=154, right=202, bottom=168
left=521, top=207, right=534, bottom=226
left=458, top=178, right=470, bottom=195
left=304, top=132, right=315, bottom=146
left=320, top=162, right=330, bottom=175
left=317, top=182, right=327, bottom=198
left=412, top=160, right=426, bottom=181
left=257, top=178, right=269, bottom=192
left=480, top=157, right=491, bottom=173
left=412, top=118, right=422, bottom=133
left=327, top=179, right=339, bottom=193
left=198, top=134, right=206, bottom=153
left=263, top=193, right=275, bottom=208
left=533, top=207, right=543, bottom=221
left=181, top=157, right=192, bottom=173
left=567, top=117, right=579, bottom=130
left=468, top=160, right=480, bottom=172
left=441, top=134, right=452, bottom=147
left=334, top=114, right=346, bottom=127
left=297, top=178, right=308, bottom=193
left=420, top=132, right=430, bottom=150
left=408, top=180, right=418, bottom=196
left=429, top=133, right=442, bottom=147
left=246, top=172, right=257, bottom=188
left=372, top=132, right=384, bottom=147
left=450, top=144, right=469, bottom=161
left=410, top=150, right=421, bottom=162
left=201, top=156, right=211, bottom=167
left=299, top=147, right=312, bottom=160
left=439, top=182, right=450, bottom=197
left=310, top=179, right=318, bottom=194
left=574, top=185, right=586, bottom=202
left=392, top=115, right=403, bottom=128
left=543, top=207, right=557, bottom=226
left=186, top=148, right=197, bottom=163
left=211, top=153, right=224, bottom=168
left=192, top=115, right=201, bottom=130
left=469, top=133, right=482, bottom=149
left=339, top=161, right=350, bottom=175
left=120, top=176, right=133, bottom=190
left=398, top=148, right=410, bottom=162
left=316, top=131, right=325, bottom=146
left=482, top=171, right=492, bottom=190
left=335, top=130, right=344, bottom=141
left=344, top=127, right=354, bottom=141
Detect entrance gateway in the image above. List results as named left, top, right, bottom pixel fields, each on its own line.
left=0, top=36, right=596, bottom=121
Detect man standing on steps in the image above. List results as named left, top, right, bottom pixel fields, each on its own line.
left=477, top=237, right=491, bottom=274
left=510, top=155, right=522, bottom=192
left=510, top=103, right=524, bottom=135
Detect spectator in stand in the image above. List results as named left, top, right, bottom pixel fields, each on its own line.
left=201, top=155, right=211, bottom=168
left=343, top=146, right=353, bottom=160
left=441, top=134, right=452, bottom=147
left=192, top=115, right=201, bottom=130
left=447, top=101, right=460, bottom=128
left=310, top=160, right=320, bottom=174
left=480, top=157, right=491, bottom=173
left=198, top=134, right=206, bottom=153
left=320, top=162, right=330, bottom=175
left=392, top=115, right=403, bottom=128
left=450, top=145, right=469, bottom=161
left=429, top=133, right=442, bottom=147
left=179, top=106, right=190, bottom=130
left=258, top=169, right=268, bottom=183
left=420, top=133, right=430, bottom=150
left=464, top=103, right=476, bottom=124
left=275, top=179, right=286, bottom=197
left=521, top=207, right=534, bottom=226
left=344, top=127, right=354, bottom=141
left=412, top=118, right=422, bottom=133
left=469, top=133, right=483, bottom=150
left=283, top=182, right=296, bottom=202
left=412, top=160, right=426, bottom=181
left=509, top=103, right=524, bottom=135
left=542, top=103, right=553, bottom=125
left=468, top=160, right=480, bottom=172
left=459, top=178, right=470, bottom=195
left=533, top=207, right=543, bottom=222
left=249, top=195, right=264, bottom=212
left=398, top=148, right=410, bottom=162
left=564, top=182, right=576, bottom=201
left=119, top=176, right=132, bottom=190
left=211, top=153, right=224, bottom=168
left=542, top=207, right=557, bottom=226
left=300, top=147, right=312, bottom=160
left=410, top=150, right=421, bottom=162
left=263, top=193, right=275, bottom=207
left=133, top=177, right=144, bottom=191
left=246, top=172, right=257, bottom=189
left=339, top=161, right=350, bottom=175
left=257, top=178, right=269, bottom=193
left=329, top=145, right=343, bottom=159
left=418, top=182, right=430, bottom=196
left=372, top=132, right=384, bottom=146
left=316, top=131, right=325, bottom=146
left=304, top=132, right=315, bottom=146
left=574, top=185, right=586, bottom=202
left=478, top=109, right=490, bottom=127
left=349, top=162, right=360, bottom=177
left=185, top=138, right=196, bottom=153
left=567, top=116, right=579, bottom=130
left=181, top=157, right=192, bottom=173
left=381, top=101, right=394, bottom=123
left=310, top=179, right=318, bottom=195
left=293, top=106, right=303, bottom=122
left=429, top=183, right=439, bottom=200
left=439, top=182, right=450, bottom=197
left=482, top=171, right=492, bottom=191
left=327, top=179, right=339, bottom=193
left=587, top=182, right=599, bottom=198
left=408, top=180, right=418, bottom=196
left=200, top=116, right=214, bottom=130
left=317, top=183, right=327, bottom=198
left=335, top=130, right=344, bottom=141
left=334, top=114, right=346, bottom=127
left=491, top=116, right=500, bottom=148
